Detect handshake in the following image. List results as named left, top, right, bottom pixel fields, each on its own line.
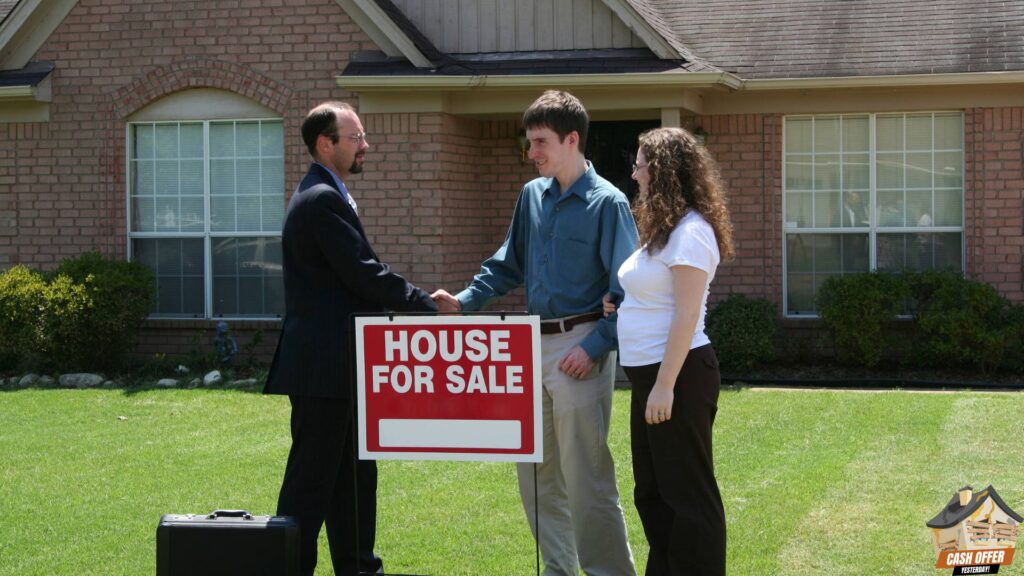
left=430, top=289, right=461, bottom=313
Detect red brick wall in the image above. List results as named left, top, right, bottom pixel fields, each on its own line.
left=700, top=114, right=784, bottom=308
left=965, top=108, right=1024, bottom=303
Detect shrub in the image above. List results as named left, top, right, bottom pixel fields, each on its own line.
left=816, top=272, right=908, bottom=367
left=706, top=294, right=778, bottom=372
left=909, top=272, right=1012, bottom=372
left=52, top=252, right=155, bottom=371
left=0, top=265, right=46, bottom=369
left=35, top=274, right=94, bottom=371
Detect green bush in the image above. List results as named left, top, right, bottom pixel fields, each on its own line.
left=816, top=272, right=908, bottom=367
left=706, top=294, right=778, bottom=372
left=0, top=265, right=47, bottom=370
left=909, top=272, right=1012, bottom=372
left=35, top=274, right=94, bottom=370
left=52, top=252, right=155, bottom=371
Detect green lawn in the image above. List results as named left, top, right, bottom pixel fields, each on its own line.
left=1, top=387, right=1022, bottom=575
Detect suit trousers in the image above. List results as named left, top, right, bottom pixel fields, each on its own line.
left=276, top=395, right=383, bottom=576
left=516, top=324, right=637, bottom=576
left=623, top=345, right=726, bottom=576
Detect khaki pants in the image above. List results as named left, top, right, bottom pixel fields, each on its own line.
left=516, top=323, right=636, bottom=576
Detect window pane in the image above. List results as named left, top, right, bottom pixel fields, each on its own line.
left=877, top=153, right=904, bottom=189
left=180, top=160, right=204, bottom=197
left=935, top=151, right=962, bottom=188
left=155, top=124, right=178, bottom=158
left=934, top=189, right=963, bottom=226
left=814, top=117, right=840, bottom=152
left=262, top=196, right=284, bottom=232
left=785, top=233, right=868, bottom=314
left=786, top=159, right=813, bottom=190
left=814, top=155, right=840, bottom=189
left=842, top=116, right=869, bottom=152
left=785, top=192, right=811, bottom=228
left=906, top=114, right=932, bottom=150
left=133, top=238, right=205, bottom=317
left=235, top=196, right=261, bottom=232
left=132, top=160, right=154, bottom=196
left=876, top=116, right=903, bottom=151
left=211, top=237, right=284, bottom=317
left=210, top=196, right=235, bottom=232
left=907, top=190, right=933, bottom=227
left=211, top=159, right=234, bottom=196
left=260, top=121, right=284, bottom=157
left=785, top=118, right=812, bottom=153
left=155, top=160, right=179, bottom=197
left=814, top=191, right=839, bottom=228
left=210, top=123, right=234, bottom=157
left=236, top=122, right=260, bottom=157
left=179, top=197, right=204, bottom=232
left=838, top=191, right=869, bottom=228
left=155, top=197, right=181, bottom=232
left=877, top=190, right=905, bottom=227
left=934, top=113, right=963, bottom=150
left=877, top=233, right=962, bottom=272
left=180, top=123, right=203, bottom=158
left=261, top=160, right=285, bottom=197
left=787, top=273, right=815, bottom=314
left=132, top=196, right=155, bottom=232
left=843, top=154, right=869, bottom=189
left=236, top=159, right=261, bottom=194
left=133, top=124, right=154, bottom=159
left=906, top=152, right=932, bottom=188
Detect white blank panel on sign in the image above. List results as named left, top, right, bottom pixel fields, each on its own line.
left=379, top=419, right=522, bottom=450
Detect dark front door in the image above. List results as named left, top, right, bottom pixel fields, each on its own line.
left=586, top=120, right=659, bottom=202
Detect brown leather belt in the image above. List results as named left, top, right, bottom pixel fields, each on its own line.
left=539, top=311, right=603, bottom=335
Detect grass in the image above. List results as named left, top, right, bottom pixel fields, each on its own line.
left=1, top=387, right=1023, bottom=575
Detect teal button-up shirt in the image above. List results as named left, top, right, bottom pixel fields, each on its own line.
left=456, top=163, right=639, bottom=360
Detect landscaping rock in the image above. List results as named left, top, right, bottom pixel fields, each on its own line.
left=203, top=370, right=222, bottom=386
left=38, top=375, right=56, bottom=388
left=229, top=378, right=258, bottom=387
left=188, top=378, right=201, bottom=388
left=156, top=378, right=179, bottom=388
left=60, top=373, right=105, bottom=389
left=101, top=380, right=117, bottom=389
left=176, top=364, right=189, bottom=374
left=19, top=373, right=40, bottom=387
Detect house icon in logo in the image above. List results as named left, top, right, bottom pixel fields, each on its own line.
left=927, top=485, right=1022, bottom=571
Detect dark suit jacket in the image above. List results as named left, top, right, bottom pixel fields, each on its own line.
left=264, top=163, right=437, bottom=399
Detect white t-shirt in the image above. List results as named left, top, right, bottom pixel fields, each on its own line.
left=616, top=210, right=720, bottom=367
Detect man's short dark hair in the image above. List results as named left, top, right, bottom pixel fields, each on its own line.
left=301, top=102, right=354, bottom=157
left=522, top=90, right=588, bottom=152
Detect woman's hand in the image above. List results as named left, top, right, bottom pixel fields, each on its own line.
left=602, top=293, right=617, bottom=317
left=645, top=385, right=674, bottom=424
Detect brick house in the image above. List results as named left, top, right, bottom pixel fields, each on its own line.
left=1, top=0, right=1022, bottom=360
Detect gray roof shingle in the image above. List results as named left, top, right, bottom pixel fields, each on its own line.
left=624, top=0, right=1024, bottom=78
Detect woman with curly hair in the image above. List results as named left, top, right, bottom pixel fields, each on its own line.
left=604, top=127, right=734, bottom=576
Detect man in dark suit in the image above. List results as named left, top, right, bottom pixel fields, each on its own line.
left=264, top=101, right=438, bottom=576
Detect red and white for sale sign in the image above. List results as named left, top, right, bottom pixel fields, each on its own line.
left=355, top=315, right=542, bottom=462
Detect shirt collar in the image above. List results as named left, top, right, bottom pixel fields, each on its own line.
left=544, top=161, right=597, bottom=201
left=314, top=161, right=350, bottom=199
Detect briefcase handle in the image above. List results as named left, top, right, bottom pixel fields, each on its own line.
left=207, top=509, right=254, bottom=520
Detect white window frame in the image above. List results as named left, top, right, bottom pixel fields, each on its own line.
left=782, top=112, right=966, bottom=318
left=126, top=117, right=284, bottom=320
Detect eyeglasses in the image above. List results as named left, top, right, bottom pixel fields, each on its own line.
left=342, top=132, right=367, bottom=144
left=631, top=162, right=648, bottom=172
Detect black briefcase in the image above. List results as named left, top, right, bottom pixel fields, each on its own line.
left=156, top=510, right=299, bottom=575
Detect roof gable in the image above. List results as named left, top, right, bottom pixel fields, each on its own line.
left=928, top=486, right=1024, bottom=529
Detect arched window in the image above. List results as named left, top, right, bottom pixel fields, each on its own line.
left=127, top=89, right=284, bottom=318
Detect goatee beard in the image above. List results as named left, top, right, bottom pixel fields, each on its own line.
left=350, top=158, right=363, bottom=174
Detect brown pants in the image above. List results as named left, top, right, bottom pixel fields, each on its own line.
left=624, top=344, right=726, bottom=576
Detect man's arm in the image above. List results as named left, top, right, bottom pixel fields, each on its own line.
left=578, top=196, right=639, bottom=360
left=310, top=191, right=437, bottom=312
left=452, top=190, right=529, bottom=312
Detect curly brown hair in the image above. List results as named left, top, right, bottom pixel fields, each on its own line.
left=635, top=127, right=734, bottom=261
